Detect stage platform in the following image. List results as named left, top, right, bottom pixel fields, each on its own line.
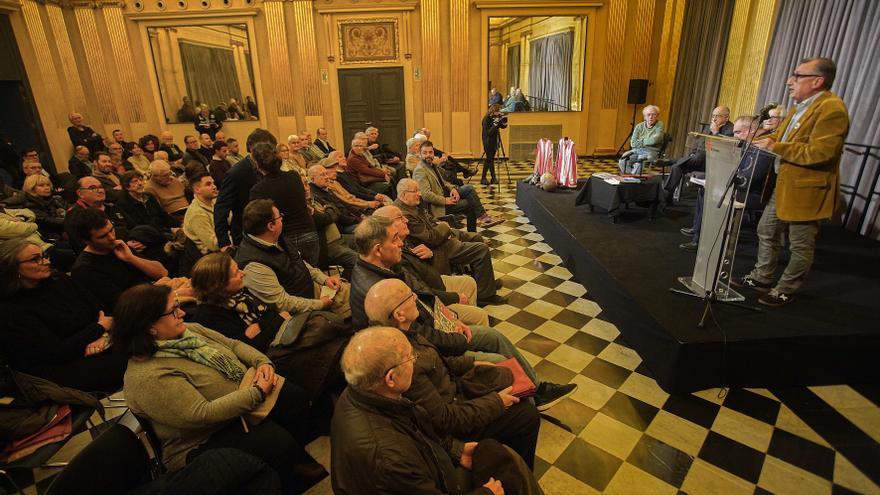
left=516, top=181, right=880, bottom=393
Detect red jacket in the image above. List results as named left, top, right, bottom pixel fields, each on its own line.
left=346, top=152, right=386, bottom=185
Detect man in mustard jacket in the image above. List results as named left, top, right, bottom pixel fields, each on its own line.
left=733, top=57, right=849, bottom=307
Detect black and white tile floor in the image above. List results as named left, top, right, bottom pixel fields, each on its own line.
left=6, top=159, right=878, bottom=494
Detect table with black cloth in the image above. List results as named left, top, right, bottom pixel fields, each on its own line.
left=574, top=175, right=664, bottom=222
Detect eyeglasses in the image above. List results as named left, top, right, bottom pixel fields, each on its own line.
left=383, top=350, right=419, bottom=376
left=158, top=301, right=182, bottom=320
left=78, top=185, right=105, bottom=191
left=790, top=72, right=822, bottom=80
left=387, top=292, right=417, bottom=321
left=18, top=253, right=50, bottom=265
left=403, top=189, right=419, bottom=194
left=272, top=212, right=285, bottom=223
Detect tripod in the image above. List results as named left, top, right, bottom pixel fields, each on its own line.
left=474, top=128, right=511, bottom=192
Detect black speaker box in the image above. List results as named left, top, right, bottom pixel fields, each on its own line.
left=627, top=79, right=648, bottom=105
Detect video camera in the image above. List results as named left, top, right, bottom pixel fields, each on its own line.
left=491, top=114, right=508, bottom=129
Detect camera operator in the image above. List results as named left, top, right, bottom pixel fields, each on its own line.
left=481, top=104, right=507, bottom=185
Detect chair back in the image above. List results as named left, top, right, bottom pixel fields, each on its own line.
left=44, top=424, right=151, bottom=495
left=131, top=412, right=167, bottom=475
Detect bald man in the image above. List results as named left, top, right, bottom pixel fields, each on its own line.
left=664, top=105, right=734, bottom=200
left=331, top=326, right=507, bottom=495
left=364, top=279, right=540, bottom=469
left=66, top=112, right=104, bottom=154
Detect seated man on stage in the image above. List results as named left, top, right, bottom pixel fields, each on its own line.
left=679, top=115, right=775, bottom=251
left=732, top=56, right=849, bottom=307
left=413, top=141, right=502, bottom=231
left=619, top=105, right=665, bottom=175
left=663, top=106, right=734, bottom=201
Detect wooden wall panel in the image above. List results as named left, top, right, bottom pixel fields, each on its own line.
left=449, top=0, right=469, bottom=111
left=74, top=7, right=119, bottom=123
left=420, top=0, right=441, bottom=112
left=45, top=3, right=87, bottom=114
left=292, top=0, right=322, bottom=115
left=264, top=0, right=296, bottom=116
left=601, top=0, right=627, bottom=108
left=20, top=1, right=66, bottom=122
left=104, top=6, right=145, bottom=122
left=630, top=0, right=656, bottom=78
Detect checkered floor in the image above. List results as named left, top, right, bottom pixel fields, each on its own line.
left=6, top=159, right=878, bottom=495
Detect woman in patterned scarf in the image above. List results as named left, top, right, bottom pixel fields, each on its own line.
left=112, top=283, right=327, bottom=492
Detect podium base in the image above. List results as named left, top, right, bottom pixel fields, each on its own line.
left=677, top=277, right=745, bottom=302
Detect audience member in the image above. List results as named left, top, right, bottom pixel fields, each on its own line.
left=320, top=154, right=381, bottom=210
left=249, top=143, right=320, bottom=264
left=177, top=96, right=197, bottom=123
left=0, top=238, right=127, bottom=393
left=488, top=87, right=503, bottom=106
left=395, top=179, right=502, bottom=305
left=298, top=132, right=322, bottom=164
left=331, top=326, right=525, bottom=495
left=413, top=141, right=501, bottom=231
left=404, top=135, right=426, bottom=175
left=214, top=128, right=277, bottom=249
left=234, top=199, right=340, bottom=314
left=199, top=133, right=215, bottom=163
left=66, top=176, right=129, bottom=250
left=184, top=134, right=209, bottom=170
left=331, top=151, right=391, bottom=205
left=308, top=165, right=361, bottom=234
left=209, top=140, right=231, bottom=186
left=277, top=142, right=303, bottom=176
left=760, top=105, right=786, bottom=136
left=286, top=134, right=308, bottom=172
left=111, top=129, right=135, bottom=159
left=116, top=170, right=179, bottom=234
left=22, top=174, right=67, bottom=240
left=313, top=128, right=334, bottom=155
left=159, top=130, right=185, bottom=165
left=66, top=112, right=104, bottom=155
left=184, top=172, right=220, bottom=255
left=246, top=96, right=258, bottom=118
left=347, top=138, right=392, bottom=196
left=0, top=206, right=50, bottom=251
left=225, top=137, right=244, bottom=166
left=112, top=283, right=326, bottom=492
left=138, top=134, right=160, bottom=162
left=145, top=160, right=189, bottom=220
left=68, top=208, right=169, bottom=311
left=68, top=145, right=93, bottom=179
left=364, top=279, right=540, bottom=467
left=91, top=151, right=124, bottom=203
left=194, top=104, right=222, bottom=139
left=618, top=105, right=665, bottom=175
left=303, top=172, right=358, bottom=279
left=126, top=143, right=151, bottom=175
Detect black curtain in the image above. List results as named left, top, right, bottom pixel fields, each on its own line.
left=756, top=0, right=880, bottom=237
left=506, top=45, right=521, bottom=91
left=179, top=41, right=242, bottom=110
left=528, top=31, right=573, bottom=111
left=666, top=0, right=736, bottom=156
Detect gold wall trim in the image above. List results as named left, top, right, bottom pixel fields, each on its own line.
left=474, top=0, right=602, bottom=8
left=75, top=7, right=119, bottom=123
left=125, top=9, right=258, bottom=20
left=654, top=0, right=685, bottom=119
left=291, top=0, right=322, bottom=115
left=21, top=1, right=66, bottom=121
left=450, top=0, right=468, bottom=112
left=263, top=1, right=296, bottom=116
left=629, top=0, right=655, bottom=78
left=104, top=6, right=145, bottom=122
left=314, top=2, right=417, bottom=14
left=45, top=3, right=87, bottom=114
left=718, top=0, right=779, bottom=117
left=601, top=0, right=626, bottom=108
left=420, top=0, right=441, bottom=112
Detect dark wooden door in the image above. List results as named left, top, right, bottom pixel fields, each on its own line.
left=338, top=67, right=405, bottom=156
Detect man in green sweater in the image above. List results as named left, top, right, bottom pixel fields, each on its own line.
left=619, top=105, right=665, bottom=175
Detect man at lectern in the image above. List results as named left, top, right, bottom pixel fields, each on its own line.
left=732, top=57, right=849, bottom=307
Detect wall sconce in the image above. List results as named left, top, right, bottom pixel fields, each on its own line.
left=414, top=67, right=421, bottom=81
left=327, top=55, right=335, bottom=63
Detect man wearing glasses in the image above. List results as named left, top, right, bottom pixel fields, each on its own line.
left=663, top=106, right=734, bottom=200
left=733, top=57, right=849, bottom=307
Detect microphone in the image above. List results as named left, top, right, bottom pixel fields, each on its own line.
left=757, top=102, right=779, bottom=121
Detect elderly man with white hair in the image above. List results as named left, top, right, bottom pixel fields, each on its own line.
left=144, top=160, right=189, bottom=220
left=158, top=131, right=184, bottom=164
left=619, top=104, right=665, bottom=175
left=286, top=134, right=308, bottom=172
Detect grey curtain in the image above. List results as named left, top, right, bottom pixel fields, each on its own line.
left=666, top=0, right=736, bottom=156
left=179, top=41, right=242, bottom=111
left=506, top=45, right=521, bottom=91
left=528, top=31, right=573, bottom=111
left=756, top=0, right=880, bottom=237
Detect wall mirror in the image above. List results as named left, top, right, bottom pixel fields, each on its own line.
left=487, top=16, right=587, bottom=112
left=147, top=24, right=258, bottom=124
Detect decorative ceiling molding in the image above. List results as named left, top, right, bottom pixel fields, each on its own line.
left=314, top=1, right=416, bottom=14
left=474, top=0, right=602, bottom=9
left=124, top=7, right=257, bottom=20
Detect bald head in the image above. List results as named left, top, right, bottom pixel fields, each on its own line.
left=373, top=205, right=400, bottom=219
left=341, top=326, right=410, bottom=392
left=365, top=279, right=411, bottom=327
left=149, top=160, right=171, bottom=175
